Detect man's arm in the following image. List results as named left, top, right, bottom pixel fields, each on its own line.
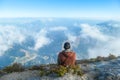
left=73, top=53, right=76, bottom=65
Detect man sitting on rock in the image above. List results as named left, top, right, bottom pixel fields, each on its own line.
left=58, top=42, right=76, bottom=67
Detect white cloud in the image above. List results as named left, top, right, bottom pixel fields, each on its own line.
left=49, top=26, right=68, bottom=31
left=80, top=24, right=109, bottom=41
left=74, top=23, right=120, bottom=58
left=108, top=23, right=120, bottom=28
left=0, top=25, right=25, bottom=56
left=79, top=23, right=120, bottom=58
left=42, top=56, right=49, bottom=60
left=0, top=25, right=52, bottom=56
left=34, top=29, right=52, bottom=50
left=66, top=33, right=80, bottom=48
left=13, top=49, right=37, bottom=64
left=88, top=38, right=120, bottom=58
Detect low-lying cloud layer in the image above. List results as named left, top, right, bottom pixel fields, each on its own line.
left=0, top=19, right=120, bottom=66
left=80, top=24, right=110, bottom=41
left=79, top=23, right=120, bottom=58
left=0, top=25, right=25, bottom=56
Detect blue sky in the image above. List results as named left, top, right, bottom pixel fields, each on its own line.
left=0, top=0, right=120, bottom=19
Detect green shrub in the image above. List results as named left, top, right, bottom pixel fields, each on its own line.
left=39, top=66, right=51, bottom=77
left=53, top=66, right=67, bottom=77
left=3, top=63, right=24, bottom=73
left=39, top=65, right=84, bottom=77
left=69, top=65, right=84, bottom=76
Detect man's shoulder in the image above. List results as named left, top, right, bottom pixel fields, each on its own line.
left=59, top=50, right=76, bottom=55
left=70, top=50, right=76, bottom=54
left=60, top=50, right=75, bottom=53
left=58, top=51, right=64, bottom=55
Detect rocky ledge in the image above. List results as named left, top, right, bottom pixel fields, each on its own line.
left=1, top=55, right=120, bottom=80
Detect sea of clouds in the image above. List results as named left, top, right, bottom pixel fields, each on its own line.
left=0, top=18, right=120, bottom=67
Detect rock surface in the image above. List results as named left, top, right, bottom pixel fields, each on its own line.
left=1, top=58, right=120, bottom=80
